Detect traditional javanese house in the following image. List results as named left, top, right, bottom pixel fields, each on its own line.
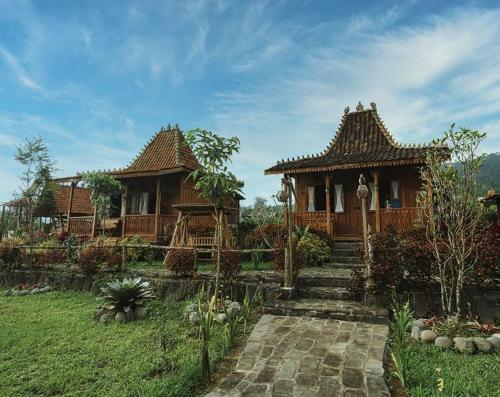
left=265, top=102, right=434, bottom=239
left=55, top=125, right=241, bottom=241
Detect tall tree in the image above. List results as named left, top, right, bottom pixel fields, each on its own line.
left=15, top=136, right=56, bottom=266
left=81, top=172, right=123, bottom=236
left=184, top=129, right=242, bottom=296
left=419, top=125, right=487, bottom=316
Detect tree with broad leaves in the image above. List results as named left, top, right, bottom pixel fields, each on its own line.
left=418, top=125, right=488, bottom=317
left=184, top=129, right=242, bottom=296
left=81, top=172, right=123, bottom=236
left=15, top=136, right=56, bottom=267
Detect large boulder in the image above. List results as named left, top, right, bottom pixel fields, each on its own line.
left=2, top=289, right=13, bottom=297
left=410, top=326, right=421, bottom=340
left=470, top=337, right=493, bottom=353
left=486, top=335, right=500, bottom=349
left=454, top=337, right=475, bottom=354
left=100, top=313, right=113, bottom=324
left=421, top=330, right=438, bottom=343
left=17, top=290, right=30, bottom=296
left=39, top=286, right=52, bottom=293
left=115, top=311, right=127, bottom=322
left=411, top=319, right=426, bottom=330
left=30, top=288, right=41, bottom=295
left=217, top=313, right=228, bottom=323
left=435, top=336, right=452, bottom=349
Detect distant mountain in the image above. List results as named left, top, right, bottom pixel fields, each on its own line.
left=477, top=152, right=500, bottom=194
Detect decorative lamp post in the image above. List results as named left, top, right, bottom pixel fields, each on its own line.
left=356, top=174, right=369, bottom=258
left=278, top=177, right=294, bottom=289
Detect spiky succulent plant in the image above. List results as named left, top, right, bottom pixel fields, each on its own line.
left=99, top=277, right=154, bottom=320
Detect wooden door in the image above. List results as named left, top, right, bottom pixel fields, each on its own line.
left=334, top=183, right=362, bottom=236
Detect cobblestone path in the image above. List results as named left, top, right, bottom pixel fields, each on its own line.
left=207, top=314, right=389, bottom=397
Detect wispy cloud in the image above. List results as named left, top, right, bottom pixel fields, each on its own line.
left=0, top=46, right=43, bottom=91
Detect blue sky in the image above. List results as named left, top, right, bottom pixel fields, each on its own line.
left=1, top=0, right=500, bottom=205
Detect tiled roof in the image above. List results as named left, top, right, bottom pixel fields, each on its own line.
left=265, top=102, right=436, bottom=174
left=32, top=184, right=93, bottom=216
left=111, top=125, right=199, bottom=178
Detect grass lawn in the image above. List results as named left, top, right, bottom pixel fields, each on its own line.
left=394, top=340, right=500, bottom=396
left=128, top=260, right=273, bottom=272
left=0, top=292, right=229, bottom=397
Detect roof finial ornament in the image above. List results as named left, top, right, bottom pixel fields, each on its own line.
left=356, top=101, right=364, bottom=112
left=370, top=102, right=376, bottom=110
left=344, top=106, right=350, bottom=114
left=167, top=123, right=171, bottom=130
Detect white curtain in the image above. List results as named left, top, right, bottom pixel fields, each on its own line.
left=391, top=181, right=399, bottom=200
left=369, top=182, right=375, bottom=211
left=307, top=186, right=315, bottom=212
left=334, top=184, right=344, bottom=213
left=141, top=192, right=149, bottom=214
left=120, top=195, right=126, bottom=217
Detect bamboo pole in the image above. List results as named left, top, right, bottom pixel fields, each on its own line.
left=66, top=181, right=75, bottom=233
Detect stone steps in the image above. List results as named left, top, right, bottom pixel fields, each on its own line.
left=297, top=269, right=351, bottom=288
left=263, top=298, right=389, bottom=325
left=325, top=262, right=364, bottom=270
left=297, top=286, right=351, bottom=300
left=332, top=241, right=361, bottom=250
left=330, top=256, right=364, bottom=264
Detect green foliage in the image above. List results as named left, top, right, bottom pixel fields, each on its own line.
left=297, top=233, right=331, bottom=267
left=391, top=348, right=411, bottom=388
left=0, top=240, right=23, bottom=267
left=152, top=298, right=178, bottom=375
left=33, top=239, right=67, bottom=267
left=81, top=172, right=123, bottom=233
left=184, top=129, right=242, bottom=208
left=99, top=277, right=154, bottom=320
left=432, top=316, right=467, bottom=338
left=391, top=301, right=414, bottom=348
left=223, top=305, right=241, bottom=349
left=120, top=235, right=149, bottom=265
left=241, top=287, right=262, bottom=334
left=165, top=248, right=196, bottom=277
left=272, top=235, right=303, bottom=281
left=250, top=243, right=265, bottom=270
left=197, top=294, right=217, bottom=381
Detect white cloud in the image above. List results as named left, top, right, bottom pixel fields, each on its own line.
left=0, top=46, right=43, bottom=91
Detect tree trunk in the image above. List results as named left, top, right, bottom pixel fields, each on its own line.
left=28, top=209, right=34, bottom=269
left=214, top=209, right=223, bottom=297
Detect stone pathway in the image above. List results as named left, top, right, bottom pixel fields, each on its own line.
left=207, top=314, right=389, bottom=397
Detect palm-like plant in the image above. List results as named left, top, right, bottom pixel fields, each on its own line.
left=99, top=277, right=154, bottom=320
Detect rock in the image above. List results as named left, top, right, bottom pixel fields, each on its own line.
left=454, top=337, right=475, bottom=354
left=411, top=319, right=426, bottom=329
left=100, top=313, right=113, bottom=324
left=420, top=330, right=438, bottom=343
left=217, top=313, right=227, bottom=323
left=470, top=337, right=492, bottom=353
left=486, top=336, right=500, bottom=349
left=39, top=286, right=52, bottom=293
left=30, top=288, right=41, bottom=295
left=2, top=289, right=13, bottom=297
left=115, top=311, right=127, bottom=322
left=435, top=336, right=452, bottom=349
left=17, top=290, right=30, bottom=296
left=183, top=303, right=197, bottom=320
left=134, top=306, right=148, bottom=320
left=227, top=302, right=241, bottom=317
left=188, top=311, right=200, bottom=325
left=410, top=326, right=421, bottom=340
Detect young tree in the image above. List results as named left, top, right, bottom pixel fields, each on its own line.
left=419, top=125, right=487, bottom=316
left=184, top=129, right=242, bottom=296
left=248, top=196, right=284, bottom=248
left=15, top=136, right=56, bottom=265
left=81, top=172, right=123, bottom=236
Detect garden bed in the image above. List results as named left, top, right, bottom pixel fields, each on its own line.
left=0, top=291, right=243, bottom=396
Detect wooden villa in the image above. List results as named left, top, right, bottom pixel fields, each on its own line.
left=54, top=125, right=241, bottom=241
left=265, top=102, right=435, bottom=239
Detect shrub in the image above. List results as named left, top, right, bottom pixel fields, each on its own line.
left=99, top=277, right=154, bottom=321
left=297, top=234, right=331, bottom=267
left=272, top=235, right=303, bottom=281
left=308, top=228, right=336, bottom=250
left=220, top=250, right=243, bottom=280
left=399, top=227, right=434, bottom=286
left=244, top=223, right=286, bottom=249
left=0, top=240, right=23, bottom=266
left=469, top=223, right=500, bottom=285
left=76, top=245, right=121, bottom=274
left=348, top=267, right=366, bottom=300
left=165, top=248, right=196, bottom=277
left=120, top=235, right=149, bottom=264
left=34, top=239, right=67, bottom=267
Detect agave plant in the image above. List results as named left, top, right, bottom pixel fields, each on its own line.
left=99, top=277, right=154, bottom=321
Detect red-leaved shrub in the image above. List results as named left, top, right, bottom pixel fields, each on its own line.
left=165, top=248, right=196, bottom=277
left=220, top=250, right=243, bottom=280
left=272, top=235, right=303, bottom=282
left=76, top=245, right=121, bottom=274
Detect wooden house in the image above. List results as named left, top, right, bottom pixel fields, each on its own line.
left=265, top=102, right=434, bottom=239
left=57, top=125, right=241, bottom=241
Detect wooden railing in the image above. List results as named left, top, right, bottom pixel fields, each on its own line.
left=188, top=236, right=215, bottom=247
left=68, top=216, right=93, bottom=237
left=292, top=211, right=328, bottom=231
left=158, top=214, right=177, bottom=237
left=123, top=214, right=155, bottom=236
left=380, top=207, right=421, bottom=232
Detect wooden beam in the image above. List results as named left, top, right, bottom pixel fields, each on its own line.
left=154, top=175, right=161, bottom=239
left=325, top=174, right=332, bottom=235
left=66, top=181, right=75, bottom=233
left=373, top=170, right=381, bottom=233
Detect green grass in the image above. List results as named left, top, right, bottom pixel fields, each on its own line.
left=128, top=260, right=273, bottom=272
left=395, top=339, right=500, bottom=396
left=0, top=292, right=228, bottom=397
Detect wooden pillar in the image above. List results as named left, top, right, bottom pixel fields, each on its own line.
left=325, top=175, right=332, bottom=235
left=121, top=184, right=128, bottom=238
left=16, top=204, right=21, bottom=229
left=66, top=181, right=75, bottom=233
left=1, top=205, right=5, bottom=240
left=154, top=175, right=161, bottom=239
left=91, top=205, right=98, bottom=238
left=373, top=170, right=381, bottom=233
